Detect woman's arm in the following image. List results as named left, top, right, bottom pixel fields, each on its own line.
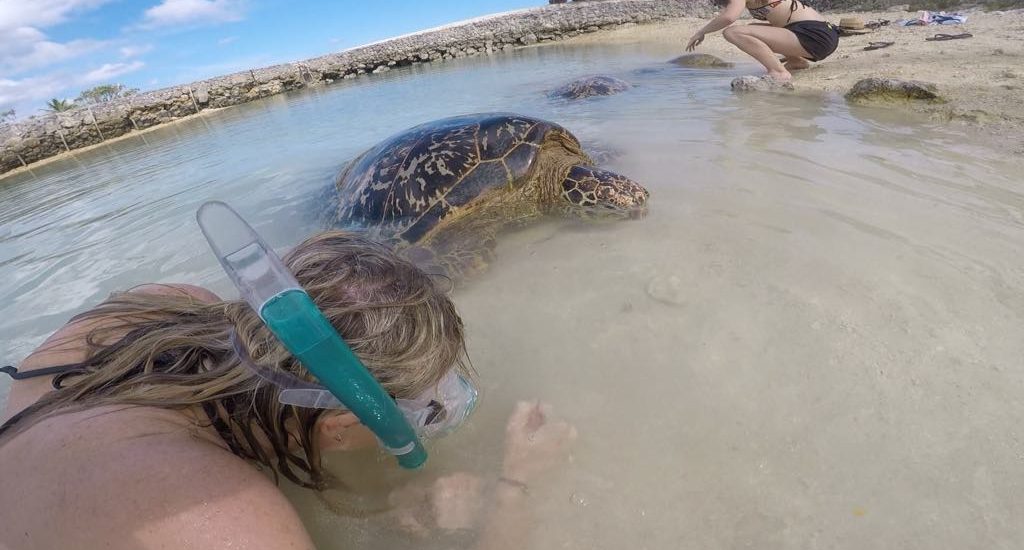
left=686, top=0, right=746, bottom=50
left=385, top=402, right=576, bottom=548
left=475, top=402, right=576, bottom=550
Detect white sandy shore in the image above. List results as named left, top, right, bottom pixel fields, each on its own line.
left=565, top=9, right=1024, bottom=152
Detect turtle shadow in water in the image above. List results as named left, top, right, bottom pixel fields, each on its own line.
left=325, top=113, right=650, bottom=284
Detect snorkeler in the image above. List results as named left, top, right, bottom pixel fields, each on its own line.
left=686, top=0, right=840, bottom=82
left=0, top=202, right=575, bottom=549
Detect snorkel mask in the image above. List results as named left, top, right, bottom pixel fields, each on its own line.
left=197, top=201, right=477, bottom=468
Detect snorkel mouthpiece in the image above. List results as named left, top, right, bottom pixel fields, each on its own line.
left=196, top=201, right=427, bottom=469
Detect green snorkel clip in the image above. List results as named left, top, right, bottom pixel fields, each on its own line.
left=196, top=201, right=427, bottom=469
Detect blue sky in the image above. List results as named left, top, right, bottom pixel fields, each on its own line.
left=0, top=0, right=539, bottom=117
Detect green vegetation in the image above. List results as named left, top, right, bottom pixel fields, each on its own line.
left=0, top=109, right=14, bottom=123
left=76, top=84, right=139, bottom=105
left=44, top=99, right=75, bottom=113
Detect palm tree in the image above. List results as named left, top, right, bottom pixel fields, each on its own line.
left=44, top=98, right=74, bottom=113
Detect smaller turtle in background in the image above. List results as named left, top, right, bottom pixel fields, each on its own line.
left=669, top=54, right=734, bottom=68
left=549, top=75, right=632, bottom=99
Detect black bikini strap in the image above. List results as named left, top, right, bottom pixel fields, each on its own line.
left=2, top=364, right=90, bottom=390
left=1, top=364, right=85, bottom=380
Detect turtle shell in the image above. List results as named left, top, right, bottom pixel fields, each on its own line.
left=549, top=75, right=632, bottom=99
left=334, top=113, right=577, bottom=244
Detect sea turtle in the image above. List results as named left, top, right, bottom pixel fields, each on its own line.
left=332, top=113, right=648, bottom=281
left=669, top=53, right=734, bottom=68
left=549, top=75, right=632, bottom=99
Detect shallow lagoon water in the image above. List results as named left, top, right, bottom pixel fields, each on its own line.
left=2, top=36, right=1023, bottom=549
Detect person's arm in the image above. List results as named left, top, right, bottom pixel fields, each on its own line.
left=686, top=0, right=746, bottom=51
left=383, top=402, right=575, bottom=546
left=475, top=402, right=576, bottom=550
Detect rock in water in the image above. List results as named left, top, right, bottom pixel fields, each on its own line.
left=845, top=78, right=943, bottom=103
left=646, top=275, right=687, bottom=306
left=730, top=75, right=794, bottom=92
left=669, top=54, right=734, bottom=68
left=550, top=75, right=632, bottom=99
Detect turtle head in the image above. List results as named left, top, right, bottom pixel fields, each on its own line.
left=560, top=165, right=649, bottom=219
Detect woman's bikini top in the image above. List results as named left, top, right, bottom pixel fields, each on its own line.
left=746, top=0, right=800, bottom=22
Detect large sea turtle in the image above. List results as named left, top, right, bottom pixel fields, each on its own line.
left=549, top=75, right=632, bottom=99
left=332, top=113, right=648, bottom=280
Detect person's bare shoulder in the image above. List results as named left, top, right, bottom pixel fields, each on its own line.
left=83, top=417, right=316, bottom=550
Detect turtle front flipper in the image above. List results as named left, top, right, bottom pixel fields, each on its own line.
left=400, top=229, right=498, bottom=285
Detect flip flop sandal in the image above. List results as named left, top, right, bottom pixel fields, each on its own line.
left=926, top=33, right=973, bottom=41
left=865, top=19, right=890, bottom=29
left=864, top=41, right=895, bottom=51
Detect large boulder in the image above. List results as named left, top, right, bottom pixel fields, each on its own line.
left=845, top=78, right=943, bottom=104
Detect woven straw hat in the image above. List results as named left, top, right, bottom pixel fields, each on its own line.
left=838, top=17, right=872, bottom=35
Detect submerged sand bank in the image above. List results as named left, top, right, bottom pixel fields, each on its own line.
left=566, top=9, right=1024, bottom=152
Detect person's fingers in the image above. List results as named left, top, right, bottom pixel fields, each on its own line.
left=505, top=400, right=534, bottom=432
left=524, top=402, right=546, bottom=432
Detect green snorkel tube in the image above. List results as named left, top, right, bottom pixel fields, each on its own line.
left=196, top=201, right=427, bottom=469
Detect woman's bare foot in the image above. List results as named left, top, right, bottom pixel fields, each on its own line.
left=783, top=57, right=811, bottom=71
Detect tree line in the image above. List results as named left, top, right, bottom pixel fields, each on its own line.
left=1, top=83, right=140, bottom=123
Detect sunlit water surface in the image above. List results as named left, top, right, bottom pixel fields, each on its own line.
left=2, top=37, right=1023, bottom=549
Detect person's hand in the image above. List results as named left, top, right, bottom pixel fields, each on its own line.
left=501, top=401, right=577, bottom=484
left=431, top=473, right=484, bottom=531
left=387, top=473, right=485, bottom=534
left=686, top=32, right=705, bottom=51
left=387, top=482, right=432, bottom=537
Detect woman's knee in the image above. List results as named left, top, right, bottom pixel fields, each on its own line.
left=722, top=25, right=745, bottom=44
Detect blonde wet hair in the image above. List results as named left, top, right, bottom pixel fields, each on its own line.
left=0, top=231, right=470, bottom=489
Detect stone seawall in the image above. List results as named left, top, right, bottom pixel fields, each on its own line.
left=0, top=0, right=709, bottom=176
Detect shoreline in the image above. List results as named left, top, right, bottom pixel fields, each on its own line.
left=0, top=108, right=225, bottom=180
left=564, top=8, right=1024, bottom=154
left=0, top=0, right=712, bottom=179
left=3, top=3, right=1021, bottom=179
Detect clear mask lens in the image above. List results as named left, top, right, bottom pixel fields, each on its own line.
left=232, top=331, right=476, bottom=438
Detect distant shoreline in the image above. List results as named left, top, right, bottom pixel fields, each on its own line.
left=0, top=0, right=711, bottom=179
left=5, top=1, right=1018, bottom=179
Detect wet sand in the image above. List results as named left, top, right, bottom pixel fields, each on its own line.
left=565, top=9, right=1024, bottom=153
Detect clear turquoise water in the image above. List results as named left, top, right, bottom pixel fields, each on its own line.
left=2, top=36, right=1023, bottom=549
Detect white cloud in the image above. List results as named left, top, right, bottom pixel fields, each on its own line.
left=0, top=1, right=110, bottom=76
left=0, top=58, right=147, bottom=114
left=141, top=0, right=244, bottom=28
left=0, top=0, right=112, bottom=31
left=217, top=35, right=238, bottom=45
left=0, top=28, right=105, bottom=74
left=0, top=0, right=144, bottom=115
left=119, top=44, right=154, bottom=58
left=0, top=74, right=69, bottom=109
left=83, top=61, right=145, bottom=83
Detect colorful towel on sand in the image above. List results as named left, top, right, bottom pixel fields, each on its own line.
left=896, top=11, right=968, bottom=26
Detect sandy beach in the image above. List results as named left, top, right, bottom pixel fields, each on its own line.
left=566, top=8, right=1024, bottom=152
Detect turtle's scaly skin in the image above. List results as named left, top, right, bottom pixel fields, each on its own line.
left=550, top=75, right=632, bottom=99
left=333, top=113, right=647, bottom=280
